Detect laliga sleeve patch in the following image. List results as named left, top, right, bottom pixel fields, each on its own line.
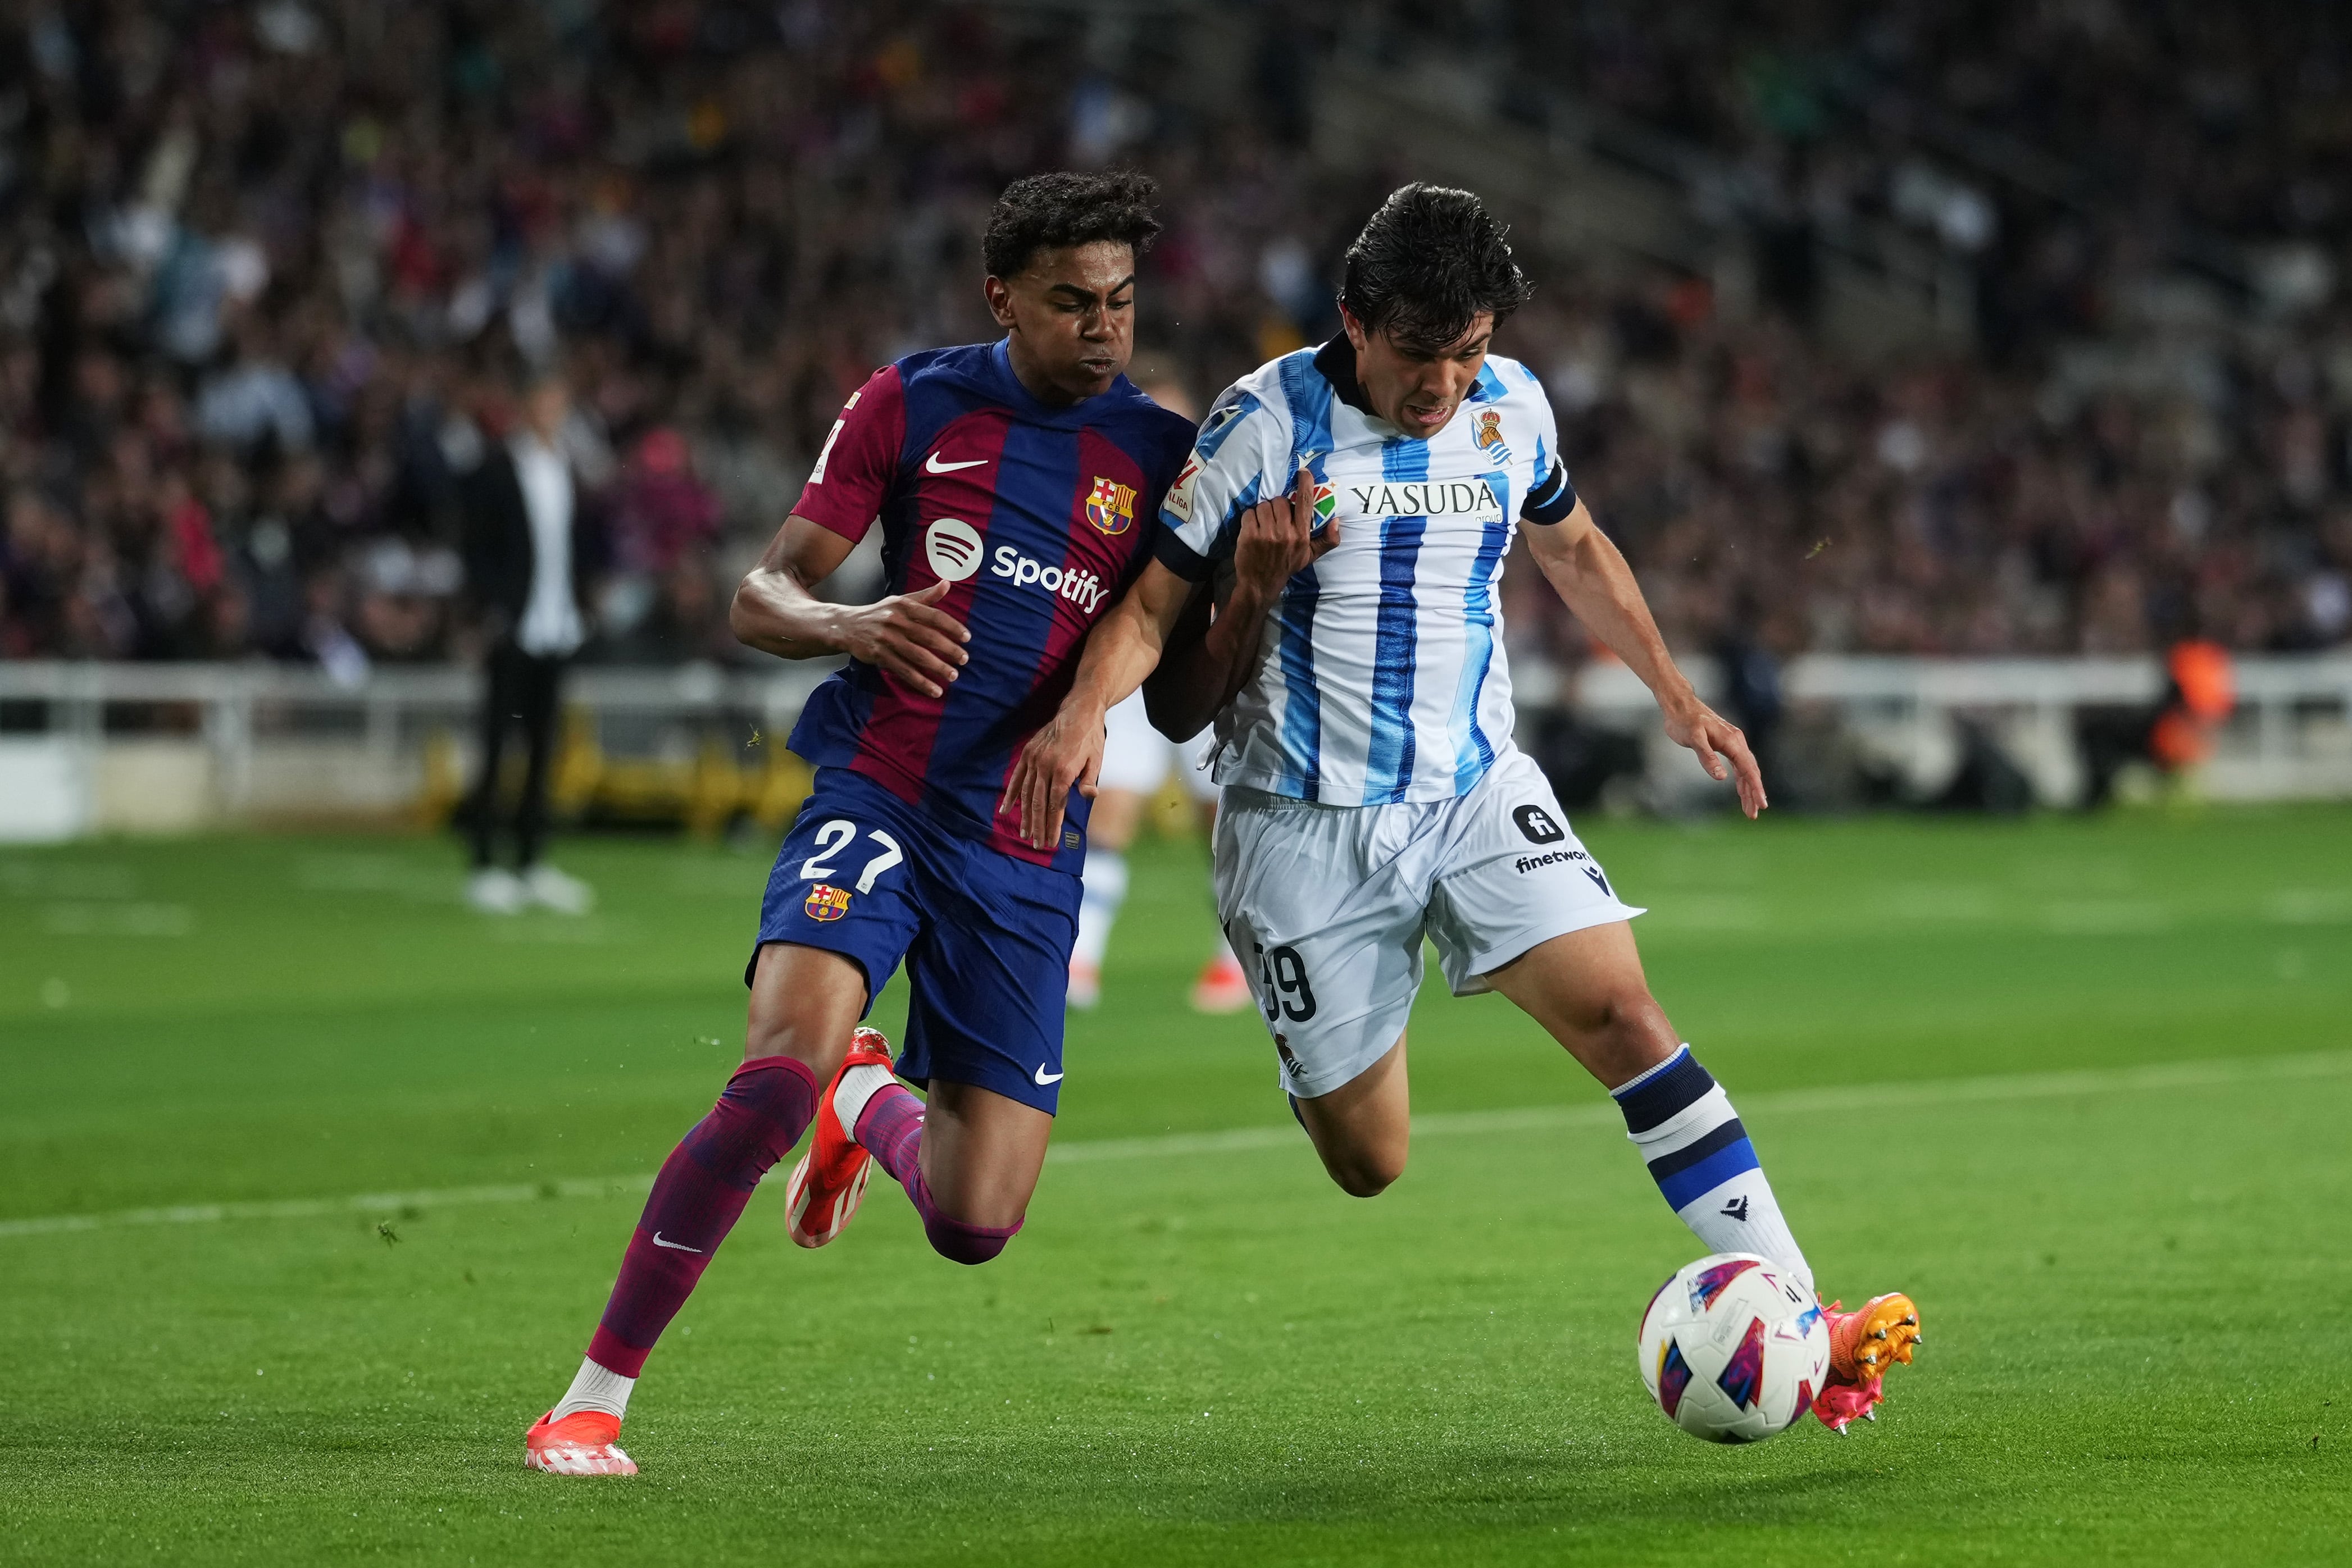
left=1163, top=456, right=1202, bottom=522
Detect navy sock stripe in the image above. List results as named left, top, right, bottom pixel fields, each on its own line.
left=1613, top=1051, right=1718, bottom=1133
left=1657, top=1139, right=1762, bottom=1210
left=1644, top=1117, right=1749, bottom=1182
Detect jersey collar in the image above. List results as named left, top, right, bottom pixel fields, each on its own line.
left=1311, top=334, right=1502, bottom=441
left=1313, top=335, right=1371, bottom=417
left=988, top=338, right=1129, bottom=427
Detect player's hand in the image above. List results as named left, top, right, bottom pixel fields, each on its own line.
left=1231, top=466, right=1341, bottom=599
left=841, top=579, right=968, bottom=699
left=1000, top=704, right=1106, bottom=852
left=1662, top=694, right=1768, bottom=819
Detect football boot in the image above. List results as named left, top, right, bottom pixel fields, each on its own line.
left=1189, top=950, right=1253, bottom=1014
left=783, top=1027, right=894, bottom=1248
left=524, top=1409, right=635, bottom=1476
left=1810, top=1292, right=1922, bottom=1434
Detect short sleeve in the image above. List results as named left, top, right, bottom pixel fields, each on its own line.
left=1522, top=458, right=1578, bottom=525
left=1518, top=380, right=1577, bottom=525
left=790, top=365, right=908, bottom=541
left=1152, top=391, right=1284, bottom=582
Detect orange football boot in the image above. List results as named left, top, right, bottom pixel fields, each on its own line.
left=783, top=1027, right=893, bottom=1248
left=524, top=1409, right=636, bottom=1475
left=1190, top=949, right=1253, bottom=1014
left=1810, top=1292, right=1922, bottom=1434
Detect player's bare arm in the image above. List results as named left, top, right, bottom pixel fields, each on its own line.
left=1144, top=466, right=1341, bottom=741
left=1003, top=466, right=1339, bottom=850
left=998, top=560, right=1190, bottom=850
left=1521, top=499, right=1767, bottom=818
left=728, top=516, right=971, bottom=699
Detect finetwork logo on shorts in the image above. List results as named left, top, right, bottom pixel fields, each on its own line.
left=1513, top=804, right=1566, bottom=844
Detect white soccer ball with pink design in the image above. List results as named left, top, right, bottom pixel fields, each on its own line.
left=1636, top=1252, right=1830, bottom=1443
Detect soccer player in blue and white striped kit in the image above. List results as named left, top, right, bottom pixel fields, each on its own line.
left=1007, top=185, right=1920, bottom=1433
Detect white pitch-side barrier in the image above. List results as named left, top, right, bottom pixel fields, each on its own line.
left=0, top=653, right=2348, bottom=839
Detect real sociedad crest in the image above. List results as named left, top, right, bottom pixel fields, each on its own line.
left=1085, top=476, right=1136, bottom=535
left=1473, top=408, right=1511, bottom=463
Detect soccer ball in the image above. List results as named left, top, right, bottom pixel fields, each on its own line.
left=1636, top=1252, right=1828, bottom=1443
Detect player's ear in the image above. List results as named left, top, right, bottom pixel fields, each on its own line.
left=982, top=275, right=1018, bottom=330
left=1339, top=304, right=1368, bottom=353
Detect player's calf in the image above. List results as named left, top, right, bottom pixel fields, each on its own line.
left=856, top=1079, right=1027, bottom=1264
left=1291, top=1038, right=1411, bottom=1197
left=531, top=1051, right=818, bottom=1474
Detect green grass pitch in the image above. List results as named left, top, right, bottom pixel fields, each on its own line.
left=3, top=806, right=2349, bottom=1565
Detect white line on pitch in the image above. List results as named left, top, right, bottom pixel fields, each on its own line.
left=3, top=1049, right=2346, bottom=1242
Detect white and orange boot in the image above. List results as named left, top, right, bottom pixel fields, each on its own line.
left=1810, top=1292, right=1922, bottom=1434
left=1189, top=949, right=1253, bottom=1014
left=525, top=1409, right=636, bottom=1475
left=783, top=1027, right=893, bottom=1248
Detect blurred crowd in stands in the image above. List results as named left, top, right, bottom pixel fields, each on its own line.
left=2, top=0, right=2348, bottom=679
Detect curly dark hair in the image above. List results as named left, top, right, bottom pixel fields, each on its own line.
left=981, top=170, right=1163, bottom=280
left=1339, top=184, right=1534, bottom=353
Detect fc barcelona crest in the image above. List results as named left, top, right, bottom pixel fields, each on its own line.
left=804, top=883, right=851, bottom=922
left=1085, top=476, right=1136, bottom=535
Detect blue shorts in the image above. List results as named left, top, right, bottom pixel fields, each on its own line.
left=749, top=769, right=1081, bottom=1114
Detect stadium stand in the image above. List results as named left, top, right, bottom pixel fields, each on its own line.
left=1, top=0, right=2347, bottom=691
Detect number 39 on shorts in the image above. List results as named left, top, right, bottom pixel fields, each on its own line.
left=797, top=819, right=904, bottom=894
left=1251, top=940, right=1317, bottom=1023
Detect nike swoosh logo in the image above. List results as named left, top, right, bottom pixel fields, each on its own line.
left=1033, top=1065, right=1064, bottom=1086
left=650, top=1233, right=703, bottom=1253
left=926, top=452, right=986, bottom=473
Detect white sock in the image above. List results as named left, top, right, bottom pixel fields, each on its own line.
left=1073, top=849, right=1128, bottom=968
left=551, top=1356, right=635, bottom=1421
left=1613, top=1046, right=1813, bottom=1297
left=833, top=1058, right=899, bottom=1145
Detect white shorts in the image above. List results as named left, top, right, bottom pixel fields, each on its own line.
left=1211, top=746, right=1644, bottom=1100
left=1097, top=690, right=1218, bottom=803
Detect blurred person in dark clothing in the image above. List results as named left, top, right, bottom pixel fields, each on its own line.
left=1712, top=596, right=1789, bottom=808
left=458, top=371, right=601, bottom=916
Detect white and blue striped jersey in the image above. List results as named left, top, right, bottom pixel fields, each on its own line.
left=1153, top=338, right=1578, bottom=806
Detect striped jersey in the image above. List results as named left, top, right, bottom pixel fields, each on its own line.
left=1152, top=337, right=1578, bottom=805
left=788, top=341, right=1197, bottom=870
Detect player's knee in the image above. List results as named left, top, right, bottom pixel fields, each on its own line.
left=922, top=1210, right=1023, bottom=1265
left=1566, top=986, right=1675, bottom=1075
left=1323, top=1148, right=1405, bottom=1198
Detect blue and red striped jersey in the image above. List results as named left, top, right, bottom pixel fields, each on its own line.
left=786, top=340, right=1197, bottom=872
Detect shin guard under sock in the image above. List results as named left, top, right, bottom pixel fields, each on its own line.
left=1612, top=1046, right=1812, bottom=1294
left=585, top=1055, right=817, bottom=1377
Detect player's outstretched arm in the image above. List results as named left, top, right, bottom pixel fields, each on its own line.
left=729, top=516, right=971, bottom=699
left=1144, top=466, right=1339, bottom=741
left=999, top=562, right=1195, bottom=851
left=1523, top=499, right=1767, bottom=818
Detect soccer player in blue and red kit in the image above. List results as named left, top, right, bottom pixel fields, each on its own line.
left=525, top=172, right=1197, bottom=1475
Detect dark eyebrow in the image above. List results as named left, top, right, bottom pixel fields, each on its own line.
left=1045, top=276, right=1138, bottom=301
